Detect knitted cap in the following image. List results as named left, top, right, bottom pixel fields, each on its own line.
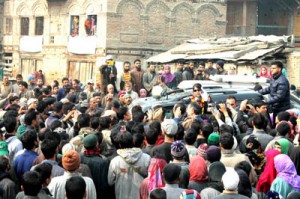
left=206, top=145, right=221, bottom=163
left=222, top=169, right=239, bottom=191
left=216, top=60, right=224, bottom=69
left=208, top=133, right=220, bottom=146
left=180, top=189, right=201, bottom=199
left=197, top=143, right=209, bottom=159
left=171, top=141, right=187, bottom=158
left=83, top=134, right=98, bottom=148
left=62, top=150, right=80, bottom=171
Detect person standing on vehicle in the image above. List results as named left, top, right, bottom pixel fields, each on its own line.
left=190, top=83, right=208, bottom=115
left=258, top=61, right=290, bottom=127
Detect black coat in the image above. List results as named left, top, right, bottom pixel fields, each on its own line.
left=259, top=72, right=290, bottom=112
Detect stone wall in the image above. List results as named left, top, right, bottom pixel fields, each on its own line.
left=106, top=0, right=227, bottom=54
left=287, top=50, right=300, bottom=86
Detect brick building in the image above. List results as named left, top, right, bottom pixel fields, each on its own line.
left=0, top=0, right=299, bottom=83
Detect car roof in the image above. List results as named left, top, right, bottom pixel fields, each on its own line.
left=178, top=75, right=269, bottom=90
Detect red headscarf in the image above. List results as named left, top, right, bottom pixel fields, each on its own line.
left=258, top=65, right=270, bottom=78
left=189, top=156, right=208, bottom=183
left=148, top=158, right=167, bottom=192
left=256, top=149, right=281, bottom=193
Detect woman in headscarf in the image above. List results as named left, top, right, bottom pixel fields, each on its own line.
left=258, top=65, right=270, bottom=79
left=236, top=169, right=258, bottom=199
left=200, top=161, right=226, bottom=199
left=274, top=139, right=290, bottom=155
left=271, top=154, right=300, bottom=198
left=256, top=149, right=281, bottom=193
left=139, top=157, right=167, bottom=199
left=290, top=146, right=300, bottom=175
left=187, top=156, right=208, bottom=193
left=162, top=65, right=176, bottom=89
left=139, top=88, right=147, bottom=98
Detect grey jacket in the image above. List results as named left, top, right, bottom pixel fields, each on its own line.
left=108, top=148, right=150, bottom=199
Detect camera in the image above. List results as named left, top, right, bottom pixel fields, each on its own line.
left=107, top=61, right=115, bottom=66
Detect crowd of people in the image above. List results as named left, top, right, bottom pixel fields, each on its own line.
left=0, top=58, right=299, bottom=199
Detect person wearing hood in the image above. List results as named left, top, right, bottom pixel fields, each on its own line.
left=216, top=60, right=228, bottom=75
left=108, top=131, right=151, bottom=199
left=188, top=156, right=208, bottom=193
left=271, top=154, right=300, bottom=198
left=236, top=169, right=258, bottom=199
left=162, top=65, right=176, bottom=89
left=200, top=161, right=226, bottom=199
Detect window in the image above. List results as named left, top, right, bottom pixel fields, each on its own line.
left=70, top=15, right=79, bottom=36
left=84, top=15, right=97, bottom=36
left=35, top=17, right=44, bottom=35
left=20, top=17, right=29, bottom=35
left=5, top=17, right=12, bottom=35
left=50, top=36, right=55, bottom=44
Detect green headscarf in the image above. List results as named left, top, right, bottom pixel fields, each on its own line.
left=276, top=139, right=290, bottom=155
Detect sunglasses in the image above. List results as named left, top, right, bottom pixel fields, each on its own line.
left=193, top=89, right=201, bottom=92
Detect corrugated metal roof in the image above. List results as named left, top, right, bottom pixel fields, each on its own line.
left=146, top=35, right=291, bottom=63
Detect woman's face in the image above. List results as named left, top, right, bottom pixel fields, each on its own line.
left=164, top=67, right=170, bottom=74
left=274, top=143, right=281, bottom=152
left=261, top=68, right=267, bottom=74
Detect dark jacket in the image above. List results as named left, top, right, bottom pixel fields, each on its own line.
left=81, top=153, right=109, bottom=199
left=100, top=64, right=118, bottom=91
left=259, top=72, right=290, bottom=112
left=182, top=68, right=194, bottom=80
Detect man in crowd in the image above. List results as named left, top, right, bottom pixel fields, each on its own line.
left=205, top=60, right=217, bottom=76
left=174, top=61, right=184, bottom=87
left=182, top=61, right=194, bottom=80
left=131, top=59, right=144, bottom=93
left=119, top=61, right=132, bottom=91
left=100, top=55, right=118, bottom=94
left=258, top=61, right=290, bottom=127
left=143, top=62, right=158, bottom=95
